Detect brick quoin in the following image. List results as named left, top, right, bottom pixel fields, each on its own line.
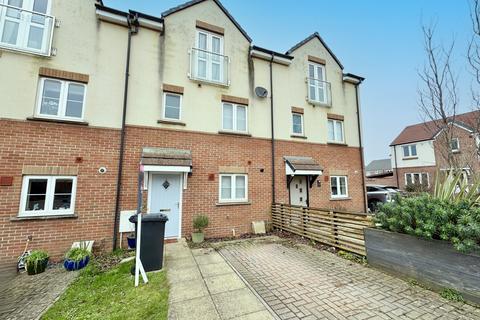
left=0, top=120, right=365, bottom=266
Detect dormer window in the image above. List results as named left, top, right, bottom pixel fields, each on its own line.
left=189, top=26, right=229, bottom=86
left=0, top=0, right=55, bottom=56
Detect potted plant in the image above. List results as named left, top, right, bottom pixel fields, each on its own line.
left=63, top=247, right=91, bottom=271
left=25, top=250, right=49, bottom=275
left=192, top=214, right=209, bottom=243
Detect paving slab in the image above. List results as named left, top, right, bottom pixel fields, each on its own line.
left=212, top=288, right=267, bottom=319
left=219, top=237, right=480, bottom=320
left=170, top=296, right=220, bottom=320
left=204, top=273, right=246, bottom=294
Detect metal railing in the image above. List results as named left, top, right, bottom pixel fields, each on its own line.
left=307, top=77, right=332, bottom=106
left=189, top=47, right=230, bottom=86
left=271, top=203, right=373, bottom=255
left=0, top=3, right=55, bottom=56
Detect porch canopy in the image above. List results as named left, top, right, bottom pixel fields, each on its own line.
left=141, top=147, right=192, bottom=173
left=284, top=156, right=323, bottom=187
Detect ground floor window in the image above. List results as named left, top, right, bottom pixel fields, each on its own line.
left=19, top=176, right=77, bottom=216
left=219, top=174, right=247, bottom=202
left=405, top=173, right=429, bottom=187
left=330, top=176, right=348, bottom=198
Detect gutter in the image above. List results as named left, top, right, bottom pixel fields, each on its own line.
left=112, top=13, right=139, bottom=251
left=270, top=54, right=276, bottom=204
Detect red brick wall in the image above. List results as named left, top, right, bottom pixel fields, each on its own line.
left=365, top=175, right=397, bottom=187
left=0, top=119, right=120, bottom=267
left=121, top=126, right=366, bottom=239
left=0, top=120, right=365, bottom=266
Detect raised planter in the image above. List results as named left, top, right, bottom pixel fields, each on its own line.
left=26, top=257, right=49, bottom=275
left=364, top=228, right=480, bottom=304
left=63, top=255, right=90, bottom=271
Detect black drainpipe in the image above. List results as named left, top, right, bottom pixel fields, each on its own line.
left=112, top=13, right=139, bottom=251
left=393, top=146, right=400, bottom=187
left=354, top=81, right=368, bottom=212
left=269, top=54, right=276, bottom=204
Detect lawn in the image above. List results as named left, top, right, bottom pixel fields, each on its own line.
left=42, top=260, right=169, bottom=320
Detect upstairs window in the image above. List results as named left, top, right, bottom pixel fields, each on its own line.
left=328, top=119, right=344, bottom=143
left=193, top=30, right=225, bottom=84
left=222, top=103, right=247, bottom=133
left=163, top=93, right=182, bottom=121
left=36, top=78, right=86, bottom=121
left=402, top=144, right=417, bottom=158
left=0, top=0, right=54, bottom=55
left=292, top=113, right=304, bottom=136
left=19, top=176, right=77, bottom=216
left=450, top=138, right=460, bottom=152
left=307, top=62, right=330, bottom=105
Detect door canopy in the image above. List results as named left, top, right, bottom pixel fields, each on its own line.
left=284, top=156, right=323, bottom=188
left=141, top=147, right=192, bottom=173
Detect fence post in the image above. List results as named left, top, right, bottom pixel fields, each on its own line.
left=333, top=211, right=339, bottom=246
left=302, top=207, right=307, bottom=237
left=279, top=203, right=284, bottom=232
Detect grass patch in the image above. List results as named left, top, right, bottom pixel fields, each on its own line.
left=42, top=260, right=168, bottom=320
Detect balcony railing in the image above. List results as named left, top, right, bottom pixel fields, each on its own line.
left=189, top=47, right=230, bottom=86
left=0, top=3, right=55, bottom=56
left=307, top=77, right=332, bottom=106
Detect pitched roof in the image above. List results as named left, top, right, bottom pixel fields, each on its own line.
left=161, top=0, right=252, bottom=42
left=365, top=159, right=391, bottom=172
left=390, top=111, right=480, bottom=146
left=286, top=32, right=344, bottom=70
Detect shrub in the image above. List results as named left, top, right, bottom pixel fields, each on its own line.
left=193, top=214, right=209, bottom=233
left=375, top=194, right=480, bottom=253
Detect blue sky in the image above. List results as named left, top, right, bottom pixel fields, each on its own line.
left=105, top=0, right=474, bottom=163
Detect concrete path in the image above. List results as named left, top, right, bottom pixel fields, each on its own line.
left=0, top=265, right=77, bottom=320
left=165, top=239, right=276, bottom=320
left=219, top=237, right=480, bottom=320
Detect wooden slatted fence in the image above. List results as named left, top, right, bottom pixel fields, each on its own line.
left=271, top=203, right=374, bottom=255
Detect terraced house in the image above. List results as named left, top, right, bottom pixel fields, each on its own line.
left=0, top=0, right=366, bottom=268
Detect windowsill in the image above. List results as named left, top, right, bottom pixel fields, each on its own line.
left=330, top=197, right=352, bottom=201
left=216, top=201, right=251, bottom=206
left=11, top=214, right=78, bottom=221
left=451, top=150, right=460, bottom=154
left=157, top=119, right=186, bottom=126
left=218, top=131, right=252, bottom=137
left=327, top=141, right=347, bottom=146
left=189, top=77, right=229, bottom=88
left=291, top=134, right=307, bottom=139
left=0, top=45, right=51, bottom=58
left=402, top=157, right=418, bottom=160
left=27, top=117, right=89, bottom=126
left=307, top=99, right=331, bottom=107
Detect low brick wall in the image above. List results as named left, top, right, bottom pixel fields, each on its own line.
left=364, top=228, right=480, bottom=305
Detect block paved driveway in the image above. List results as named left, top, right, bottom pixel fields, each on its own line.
left=218, top=237, right=480, bottom=320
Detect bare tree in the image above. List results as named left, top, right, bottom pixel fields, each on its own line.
left=418, top=24, right=460, bottom=170
left=468, top=0, right=480, bottom=138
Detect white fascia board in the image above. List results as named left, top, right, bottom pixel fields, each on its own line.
left=343, top=75, right=361, bottom=84
left=96, top=9, right=128, bottom=26
left=143, top=165, right=191, bottom=173
left=138, top=17, right=163, bottom=31
left=250, top=50, right=292, bottom=66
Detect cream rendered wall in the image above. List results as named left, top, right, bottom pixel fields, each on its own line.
left=130, top=0, right=253, bottom=133
left=266, top=38, right=360, bottom=146
left=0, top=0, right=126, bottom=129
left=391, top=140, right=436, bottom=168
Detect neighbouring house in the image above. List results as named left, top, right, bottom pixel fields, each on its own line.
left=0, top=0, right=366, bottom=268
left=365, top=159, right=395, bottom=186
left=390, top=110, right=480, bottom=189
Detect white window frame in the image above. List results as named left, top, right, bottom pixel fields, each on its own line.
left=218, top=174, right=248, bottom=203
left=451, top=138, right=460, bottom=152
left=221, top=102, right=248, bottom=133
left=195, top=29, right=224, bottom=83
left=307, top=62, right=327, bottom=104
left=19, top=175, right=77, bottom=217
left=35, top=77, right=87, bottom=121
left=330, top=175, right=348, bottom=198
left=162, top=92, right=182, bottom=121
left=402, top=144, right=417, bottom=158
left=291, top=112, right=304, bottom=136
left=0, top=0, right=54, bottom=55
left=327, top=119, right=345, bottom=143
left=405, top=172, right=429, bottom=187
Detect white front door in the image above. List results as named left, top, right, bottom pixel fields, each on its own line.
left=290, top=176, right=308, bottom=206
left=150, top=173, right=182, bottom=238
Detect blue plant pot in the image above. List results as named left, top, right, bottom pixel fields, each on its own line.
left=64, top=255, right=90, bottom=271
left=127, top=236, right=136, bottom=249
